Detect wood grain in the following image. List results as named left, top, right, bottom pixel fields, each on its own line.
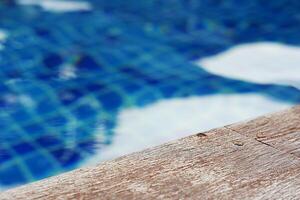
left=1, top=106, right=300, bottom=200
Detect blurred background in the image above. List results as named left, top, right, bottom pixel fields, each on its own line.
left=0, top=0, right=299, bottom=189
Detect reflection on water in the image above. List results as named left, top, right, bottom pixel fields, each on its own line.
left=0, top=0, right=300, bottom=189
left=199, top=42, right=300, bottom=89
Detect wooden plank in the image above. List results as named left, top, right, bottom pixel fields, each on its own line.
left=1, top=106, right=300, bottom=200
left=227, top=106, right=300, bottom=158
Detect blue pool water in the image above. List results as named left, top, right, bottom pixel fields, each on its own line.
left=0, top=0, right=300, bottom=188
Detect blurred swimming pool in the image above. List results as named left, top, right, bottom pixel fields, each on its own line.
left=0, top=0, right=300, bottom=189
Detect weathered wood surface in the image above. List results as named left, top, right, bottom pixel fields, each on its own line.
left=1, top=106, right=300, bottom=200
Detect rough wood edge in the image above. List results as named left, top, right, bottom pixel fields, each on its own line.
left=1, top=105, right=300, bottom=200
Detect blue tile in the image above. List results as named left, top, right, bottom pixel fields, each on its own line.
left=76, top=55, right=102, bottom=71
left=13, top=142, right=35, bottom=155
left=98, top=91, right=122, bottom=111
left=25, top=153, right=55, bottom=179
left=51, top=148, right=81, bottom=168
left=195, top=84, right=219, bottom=95
left=35, top=28, right=50, bottom=37
left=122, top=82, right=141, bottom=93
left=6, top=70, right=22, bottom=79
left=136, top=92, right=157, bottom=106
left=11, top=109, right=32, bottom=122
left=0, top=85, right=9, bottom=93
left=120, top=67, right=144, bottom=78
left=86, top=83, right=107, bottom=92
left=23, top=124, right=45, bottom=136
left=77, top=140, right=97, bottom=154
left=36, top=71, right=57, bottom=80
left=73, top=105, right=96, bottom=120
left=103, top=119, right=115, bottom=130
left=43, top=53, right=63, bottom=69
left=0, top=147, right=12, bottom=164
left=47, top=115, right=68, bottom=127
left=160, top=85, right=178, bottom=98
left=35, top=136, right=61, bottom=148
left=36, top=101, right=57, bottom=114
left=59, top=89, right=84, bottom=105
left=0, top=164, right=27, bottom=185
